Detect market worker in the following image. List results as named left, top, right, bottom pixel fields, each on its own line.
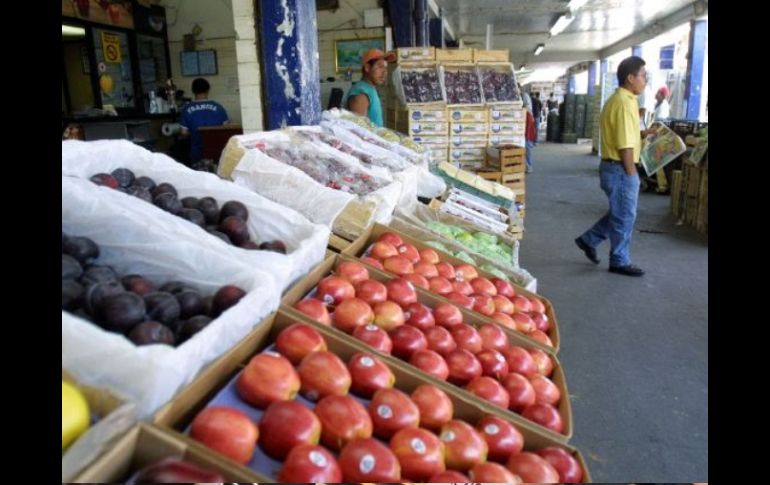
left=654, top=85, right=671, bottom=120
left=344, top=49, right=396, bottom=127
left=180, top=78, right=229, bottom=164
left=574, top=56, right=657, bottom=277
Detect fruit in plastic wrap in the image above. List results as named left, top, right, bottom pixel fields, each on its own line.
left=426, top=221, right=455, bottom=238
left=375, top=127, right=401, bottom=144
left=479, top=66, right=520, bottom=103
left=453, top=250, right=476, bottom=264
left=400, top=68, right=443, bottom=104
left=480, top=263, right=510, bottom=281
left=443, top=68, right=483, bottom=105
left=128, top=321, right=176, bottom=346
left=425, top=240, right=451, bottom=253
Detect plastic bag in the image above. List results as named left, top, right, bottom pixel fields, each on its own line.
left=61, top=140, right=329, bottom=289
left=393, top=64, right=446, bottom=105
left=477, top=63, right=521, bottom=104
left=62, top=177, right=281, bottom=419
left=441, top=64, right=484, bottom=105
left=640, top=122, right=687, bottom=175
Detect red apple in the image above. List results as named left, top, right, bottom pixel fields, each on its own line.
left=389, top=325, right=427, bottom=360
left=371, top=241, right=398, bottom=260
left=476, top=415, right=524, bottom=462
left=278, top=444, right=342, bottom=482
left=315, top=394, right=373, bottom=451
left=491, top=277, right=515, bottom=298
left=439, top=419, right=488, bottom=471
left=446, top=291, right=474, bottom=310
left=403, top=302, right=435, bottom=331
left=501, top=372, right=537, bottom=412
left=361, top=256, right=384, bottom=270
left=409, top=349, right=449, bottom=381
left=411, top=384, right=453, bottom=431
left=377, top=232, right=404, bottom=247
left=348, top=352, right=395, bottom=398
left=435, top=261, right=456, bottom=279
left=428, top=276, right=454, bottom=295
left=403, top=273, right=429, bottom=290
left=522, top=403, right=564, bottom=433
left=190, top=406, right=258, bottom=465
left=425, top=326, right=457, bottom=356
left=530, top=311, right=551, bottom=333
left=372, top=300, right=405, bottom=331
left=528, top=296, right=546, bottom=314
left=275, top=323, right=328, bottom=365
left=236, top=352, right=300, bottom=408
left=419, top=248, right=440, bottom=264
left=383, top=255, right=414, bottom=276
left=258, top=400, right=321, bottom=459
left=338, top=438, right=402, bottom=482
left=512, top=295, right=533, bottom=313
left=452, top=279, right=474, bottom=296
left=470, top=277, right=497, bottom=296
left=492, top=294, right=515, bottom=315
left=390, top=427, right=445, bottom=481
left=298, top=351, right=351, bottom=401
left=316, top=276, right=355, bottom=306
left=385, top=278, right=418, bottom=307
left=454, top=263, right=478, bottom=281
left=450, top=323, right=483, bottom=354
left=536, top=447, right=584, bottom=483
left=413, top=261, right=439, bottom=279
left=369, top=388, right=420, bottom=439
left=433, top=302, right=464, bottom=327
left=512, top=312, right=536, bottom=333
left=293, top=299, right=332, bottom=326
left=476, top=349, right=509, bottom=379
left=529, top=329, right=554, bottom=348
left=491, top=312, right=517, bottom=330
left=529, top=348, right=555, bottom=377
left=506, top=451, right=560, bottom=483
left=502, top=346, right=538, bottom=377
left=352, top=324, right=393, bottom=354
left=466, top=376, right=510, bottom=409
left=333, top=298, right=374, bottom=333
left=469, top=462, right=521, bottom=483
left=354, top=279, right=388, bottom=305
left=478, top=323, right=510, bottom=351
left=471, top=294, right=496, bottom=316
left=530, top=374, right=561, bottom=406
left=336, top=261, right=369, bottom=285
left=428, top=470, right=470, bottom=481
left=445, top=349, right=482, bottom=386
left=397, top=243, right=421, bottom=264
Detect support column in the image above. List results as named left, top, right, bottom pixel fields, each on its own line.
left=388, top=0, right=414, bottom=48
left=685, top=19, right=707, bottom=119
left=587, top=61, right=598, bottom=96
left=429, top=18, right=443, bottom=48
left=257, top=0, right=320, bottom=129
left=414, top=0, right=428, bottom=47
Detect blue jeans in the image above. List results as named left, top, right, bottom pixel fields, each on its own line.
left=526, top=140, right=534, bottom=170
left=579, top=161, right=640, bottom=266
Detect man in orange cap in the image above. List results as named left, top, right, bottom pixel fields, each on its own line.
left=654, top=85, right=670, bottom=121
left=344, top=48, right=396, bottom=127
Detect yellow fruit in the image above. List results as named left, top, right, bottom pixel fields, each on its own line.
left=99, top=74, right=114, bottom=94
left=62, top=380, right=90, bottom=450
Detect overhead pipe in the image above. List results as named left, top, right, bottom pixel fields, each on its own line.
left=486, top=23, right=493, bottom=50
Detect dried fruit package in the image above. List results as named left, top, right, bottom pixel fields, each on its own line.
left=478, top=63, right=521, bottom=104
left=441, top=65, right=484, bottom=105
left=640, top=122, right=687, bottom=175
left=394, top=65, right=445, bottom=105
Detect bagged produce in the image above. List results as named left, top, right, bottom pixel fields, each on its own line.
left=478, top=63, right=521, bottom=104
left=442, top=65, right=484, bottom=105
left=393, top=64, right=446, bottom=105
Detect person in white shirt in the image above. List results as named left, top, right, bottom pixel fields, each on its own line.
left=654, top=85, right=671, bottom=120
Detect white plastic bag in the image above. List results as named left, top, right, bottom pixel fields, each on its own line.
left=62, top=176, right=281, bottom=419
left=61, top=140, right=329, bottom=289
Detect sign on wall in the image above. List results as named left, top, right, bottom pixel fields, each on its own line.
left=101, top=31, right=122, bottom=63
left=334, top=37, right=385, bottom=73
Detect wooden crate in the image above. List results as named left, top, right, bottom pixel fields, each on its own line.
left=436, top=48, right=474, bottom=62
left=516, top=194, right=526, bottom=204
left=670, top=170, right=683, bottom=218
left=476, top=170, right=503, bottom=183
left=684, top=164, right=702, bottom=198
left=502, top=172, right=526, bottom=192
left=473, top=49, right=510, bottom=62
left=695, top=170, right=708, bottom=234
left=397, top=46, right=436, bottom=63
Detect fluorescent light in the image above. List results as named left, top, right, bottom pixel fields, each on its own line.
left=568, top=0, right=589, bottom=11
left=534, top=44, right=545, bottom=56
left=550, top=13, right=574, bottom=36
left=62, top=25, right=86, bottom=37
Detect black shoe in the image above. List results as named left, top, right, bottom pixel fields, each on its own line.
left=609, top=264, right=645, bottom=277
left=574, top=237, right=600, bottom=264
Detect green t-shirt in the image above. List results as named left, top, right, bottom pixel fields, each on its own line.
left=344, top=80, right=384, bottom=127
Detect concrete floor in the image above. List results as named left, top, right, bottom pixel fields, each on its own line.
left=519, top=143, right=708, bottom=482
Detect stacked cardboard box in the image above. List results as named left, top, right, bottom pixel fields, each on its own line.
left=448, top=107, right=489, bottom=170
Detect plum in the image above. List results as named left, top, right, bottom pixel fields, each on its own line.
left=238, top=240, right=260, bottom=250
left=177, top=315, right=213, bottom=344
left=159, top=281, right=195, bottom=295
left=153, top=192, right=183, bottom=214
left=219, top=216, right=250, bottom=245
left=83, top=281, right=125, bottom=317
left=128, top=321, right=175, bottom=346
left=179, top=208, right=206, bottom=227
left=211, top=285, right=246, bottom=316
left=62, top=280, right=84, bottom=311
left=111, top=168, right=135, bottom=188
left=62, top=254, right=83, bottom=280
left=63, top=236, right=99, bottom=264
left=176, top=290, right=204, bottom=319
left=181, top=197, right=200, bottom=209
left=219, top=201, right=248, bottom=222
left=122, top=275, right=154, bottom=296
left=198, top=197, right=220, bottom=225
left=259, top=240, right=287, bottom=254
left=143, top=291, right=181, bottom=326
left=100, top=292, right=146, bottom=333
left=128, top=185, right=153, bottom=203
left=151, top=182, right=178, bottom=199
left=90, top=173, right=119, bottom=189
left=133, top=176, right=157, bottom=192
left=80, top=265, right=119, bottom=286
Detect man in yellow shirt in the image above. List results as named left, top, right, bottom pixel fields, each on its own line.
left=575, top=56, right=656, bottom=277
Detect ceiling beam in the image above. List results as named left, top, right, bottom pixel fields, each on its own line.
left=599, top=1, right=707, bottom=59
left=512, top=49, right=600, bottom=65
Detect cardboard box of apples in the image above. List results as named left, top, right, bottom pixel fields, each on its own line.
left=152, top=309, right=590, bottom=482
